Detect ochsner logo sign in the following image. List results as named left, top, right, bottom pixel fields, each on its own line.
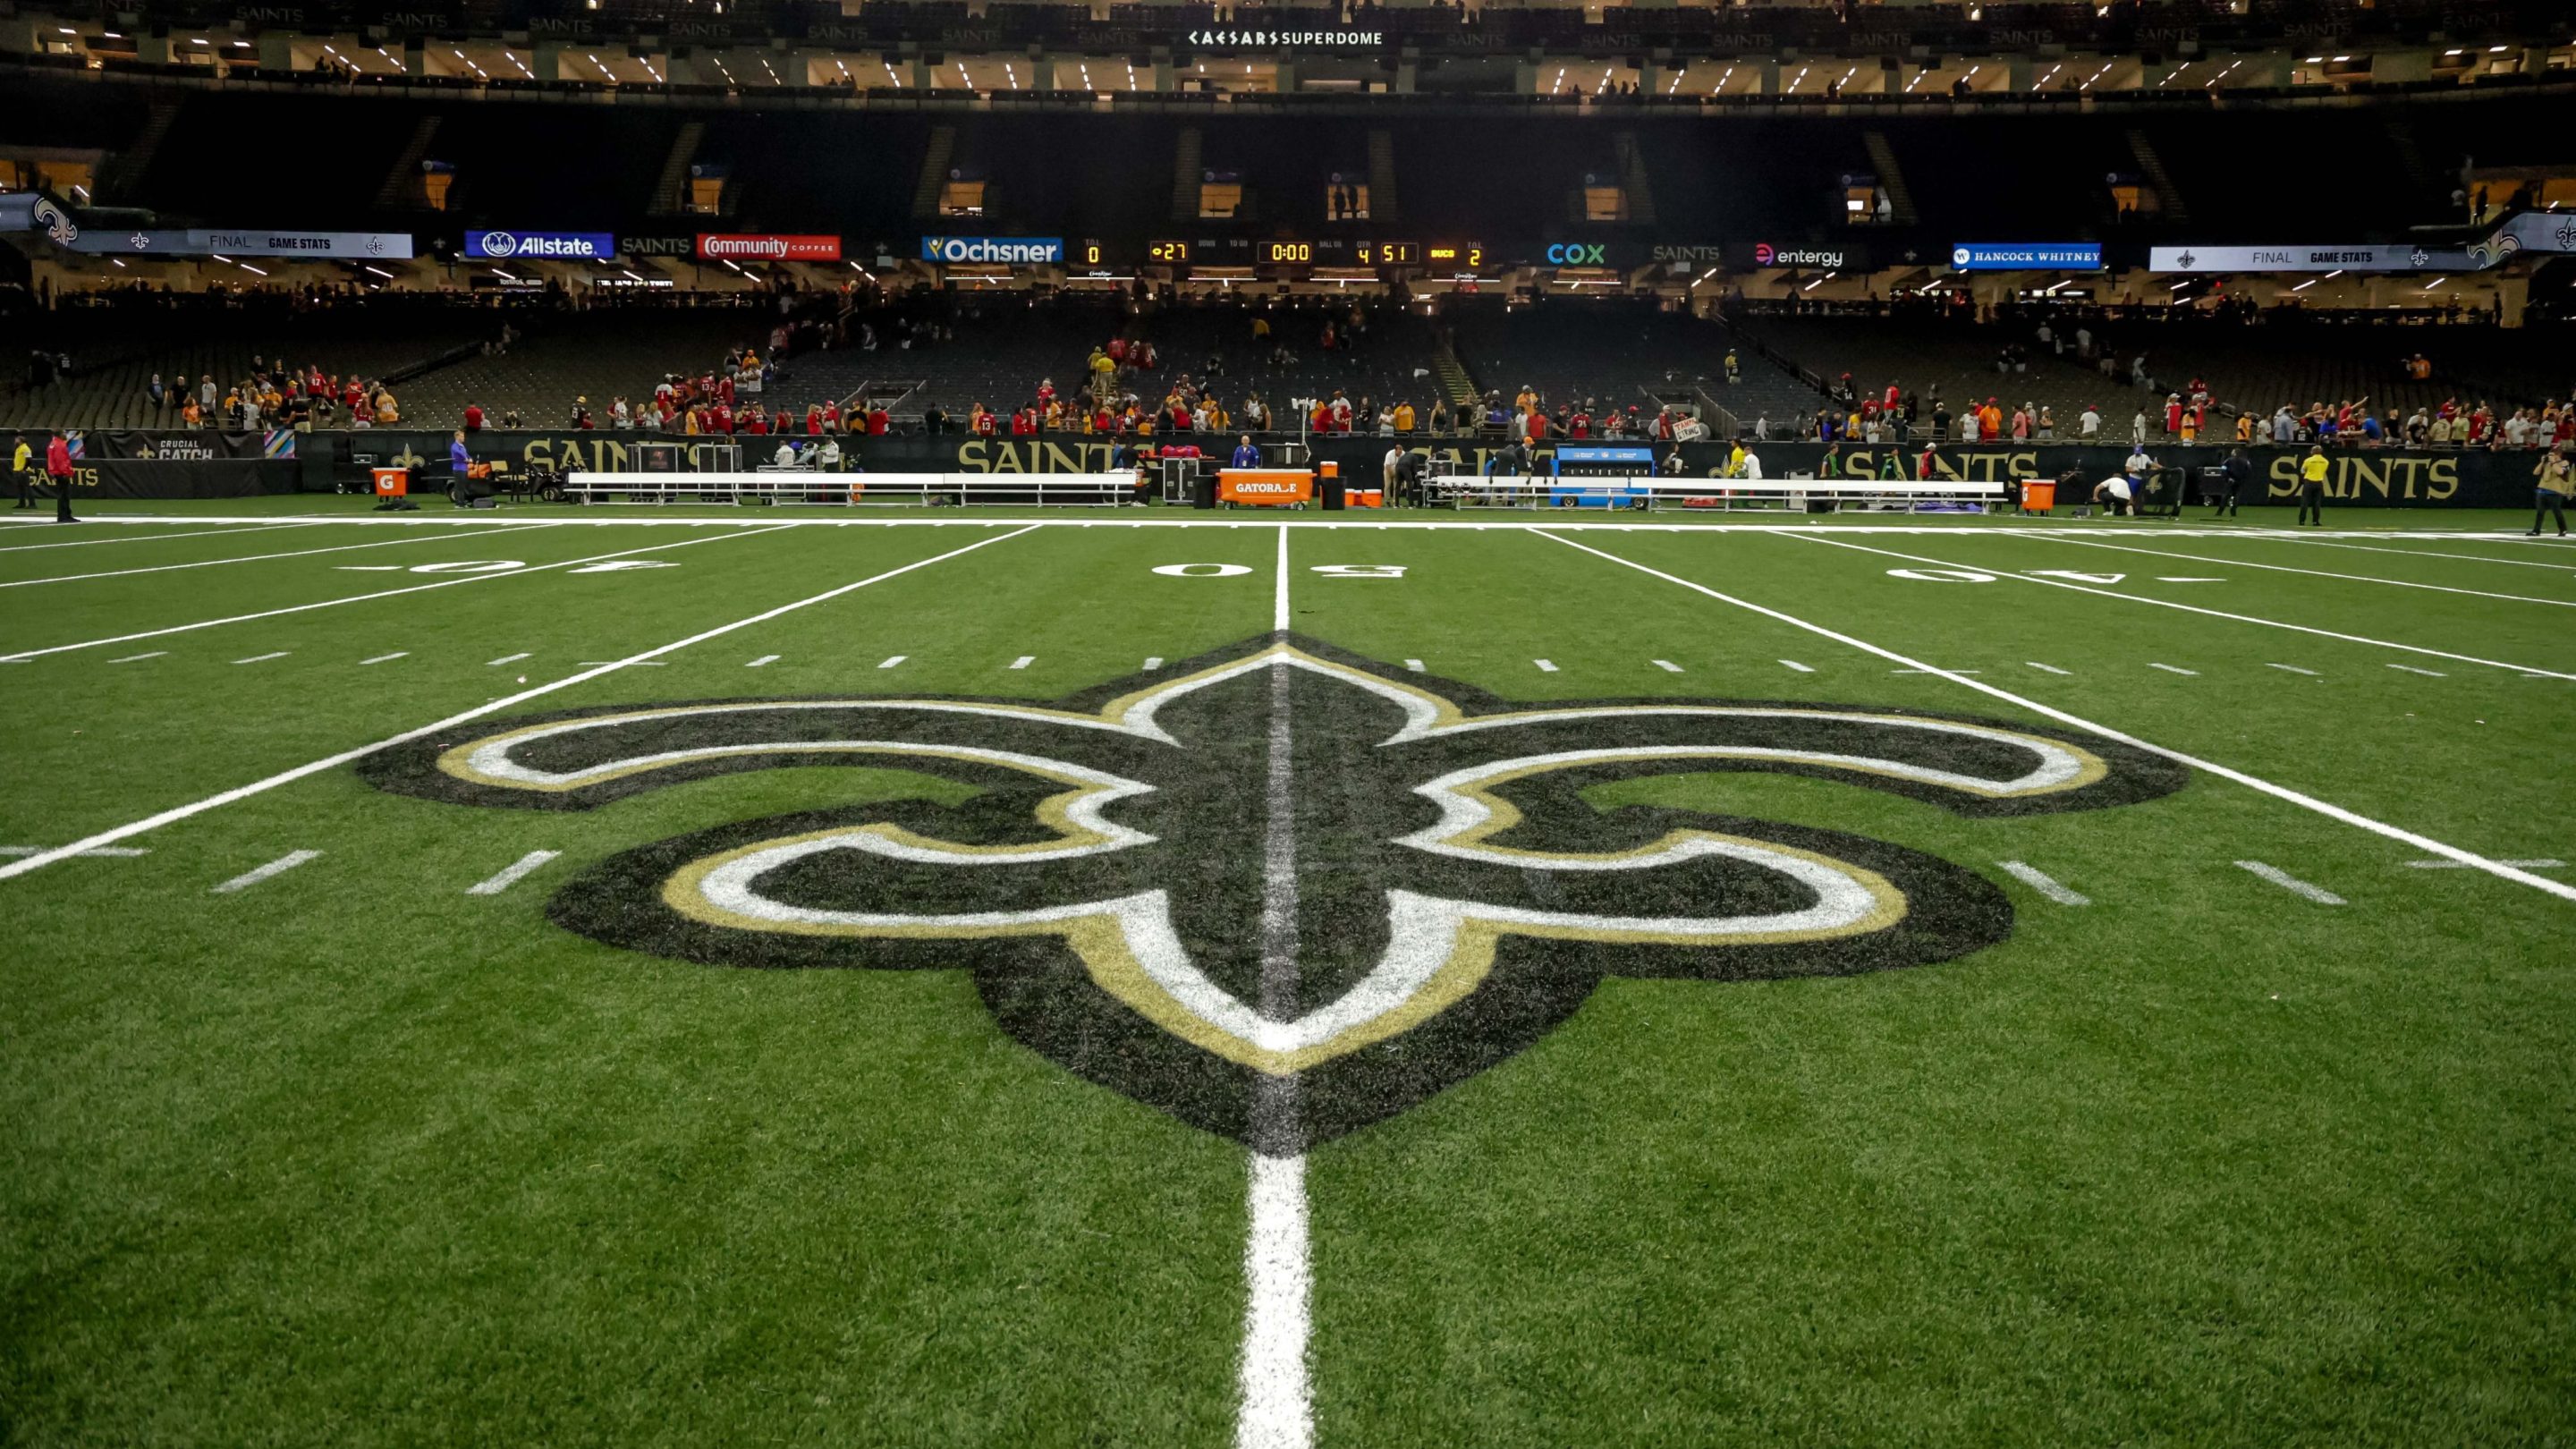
left=921, top=236, right=1065, bottom=265
left=697, top=233, right=843, bottom=261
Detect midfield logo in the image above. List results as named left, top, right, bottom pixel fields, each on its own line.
left=364, top=637, right=2184, bottom=1149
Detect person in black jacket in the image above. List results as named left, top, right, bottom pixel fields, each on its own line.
left=2216, top=447, right=2252, bottom=518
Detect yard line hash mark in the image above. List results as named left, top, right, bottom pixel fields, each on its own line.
left=1009, top=656, right=1036, bottom=670
left=2387, top=664, right=2446, bottom=677
left=1652, top=659, right=1683, bottom=672
left=212, top=850, right=320, bottom=894
left=747, top=655, right=779, bottom=667
left=109, top=652, right=166, bottom=664
left=1998, top=860, right=2090, bottom=906
left=468, top=850, right=562, bottom=896
left=2148, top=663, right=2199, bottom=676
left=2235, top=860, right=2346, bottom=905
left=1144, top=657, right=1165, bottom=671
left=2406, top=858, right=2563, bottom=870
left=1895, top=668, right=1978, bottom=675
left=1403, top=659, right=1425, bottom=672
left=233, top=652, right=289, bottom=665
left=487, top=653, right=530, bottom=666
left=360, top=652, right=409, bottom=665
left=580, top=660, right=663, bottom=666
left=878, top=656, right=906, bottom=669
left=1534, top=659, right=1559, bottom=673
left=1536, top=530, right=2576, bottom=904
left=2025, top=662, right=2072, bottom=675
left=2267, top=664, right=2319, bottom=675
left=1780, top=659, right=1815, bottom=673
left=0, top=525, right=1045, bottom=883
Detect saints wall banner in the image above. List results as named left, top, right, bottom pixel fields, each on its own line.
left=338, top=429, right=2543, bottom=509
left=51, top=457, right=300, bottom=501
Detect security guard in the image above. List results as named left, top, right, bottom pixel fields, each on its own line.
left=10, top=433, right=30, bottom=508
left=2296, top=445, right=2330, bottom=527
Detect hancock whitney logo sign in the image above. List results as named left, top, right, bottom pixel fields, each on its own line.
left=362, top=637, right=2182, bottom=1149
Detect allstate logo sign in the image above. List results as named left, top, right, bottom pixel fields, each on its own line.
left=465, top=230, right=614, bottom=260
left=479, top=231, right=520, bottom=258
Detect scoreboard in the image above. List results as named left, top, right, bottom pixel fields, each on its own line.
left=1081, top=238, right=1488, bottom=270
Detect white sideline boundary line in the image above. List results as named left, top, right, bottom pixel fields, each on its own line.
left=212, top=849, right=320, bottom=894
left=1998, top=860, right=2090, bottom=906
left=0, top=521, right=321, bottom=554
left=0, top=523, right=1044, bottom=883
left=1783, top=533, right=2576, bottom=682
left=467, top=850, right=561, bottom=896
left=1534, top=529, right=2576, bottom=904
left=2024, top=534, right=2576, bottom=608
left=0, top=522, right=556, bottom=589
left=2235, top=860, right=2346, bottom=905
left=0, top=525, right=794, bottom=662
left=0, top=844, right=149, bottom=858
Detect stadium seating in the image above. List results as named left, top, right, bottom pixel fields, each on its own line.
left=1445, top=298, right=1818, bottom=434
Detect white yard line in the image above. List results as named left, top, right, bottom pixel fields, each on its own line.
left=0, top=526, right=794, bottom=662
left=212, top=850, right=320, bottom=894
left=0, top=522, right=321, bottom=555
left=2025, top=662, right=2071, bottom=675
left=0, top=524, right=1044, bottom=882
left=0, top=844, right=149, bottom=858
left=467, top=850, right=561, bottom=896
left=1783, top=533, right=2576, bottom=682
left=360, top=652, right=409, bottom=665
left=1274, top=524, right=1292, bottom=632
left=1997, top=860, right=2090, bottom=906
left=2407, top=857, right=2562, bottom=869
left=0, top=522, right=555, bottom=589
left=2025, top=534, right=2576, bottom=608
left=1534, top=529, right=2576, bottom=904
left=2234, top=860, right=2346, bottom=905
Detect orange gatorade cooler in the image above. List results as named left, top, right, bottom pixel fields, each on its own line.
left=2020, top=480, right=2055, bottom=514
left=372, top=467, right=409, bottom=498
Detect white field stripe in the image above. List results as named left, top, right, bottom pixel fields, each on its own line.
left=2256, top=536, right=2576, bottom=572
left=1534, top=530, right=2576, bottom=904
left=0, top=844, right=149, bottom=858
left=0, top=522, right=320, bottom=555
left=1239, top=1152, right=1314, bottom=1449
left=467, top=850, right=561, bottom=895
left=1534, top=658, right=1559, bottom=673
left=1403, top=658, right=1425, bottom=672
left=2148, top=662, right=2198, bottom=676
left=233, top=652, right=290, bottom=665
left=108, top=651, right=166, bottom=664
left=2025, top=661, right=2071, bottom=674
left=747, top=654, right=780, bottom=667
left=2387, top=664, right=2445, bottom=677
left=2408, top=858, right=2563, bottom=869
left=360, top=652, right=409, bottom=665
left=2235, top=860, right=2346, bottom=904
left=1145, top=657, right=1165, bottom=671
left=1785, top=533, right=2576, bottom=682
left=1998, top=860, right=2090, bottom=905
left=0, top=526, right=795, bottom=662
left=1008, top=656, right=1035, bottom=670
left=487, top=652, right=531, bottom=666
left=2267, top=663, right=2319, bottom=675
left=1780, top=659, right=1815, bottom=673
left=0, top=522, right=555, bottom=589
left=2026, top=534, right=2576, bottom=608
left=1274, top=524, right=1292, bottom=632
left=0, top=525, right=1044, bottom=882
left=1652, top=659, right=1683, bottom=672
left=580, top=659, right=664, bottom=666
left=877, top=655, right=906, bottom=668
left=212, top=849, right=320, bottom=894
left=1895, top=668, right=1978, bottom=675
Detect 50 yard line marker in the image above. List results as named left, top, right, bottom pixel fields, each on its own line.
left=0, top=524, right=1044, bottom=884
left=1535, top=529, right=2576, bottom=904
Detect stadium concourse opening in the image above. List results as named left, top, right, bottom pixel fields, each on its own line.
left=6, top=3, right=2576, bottom=1444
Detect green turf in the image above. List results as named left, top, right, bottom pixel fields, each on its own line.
left=4, top=508, right=2571, bottom=1446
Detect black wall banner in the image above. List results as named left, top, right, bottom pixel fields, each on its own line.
left=331, top=430, right=2539, bottom=509
left=53, top=457, right=301, bottom=501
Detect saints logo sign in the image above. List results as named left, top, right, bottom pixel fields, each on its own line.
left=364, top=637, right=2184, bottom=1150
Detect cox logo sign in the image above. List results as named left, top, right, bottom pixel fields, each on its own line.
left=1546, top=242, right=1607, bottom=266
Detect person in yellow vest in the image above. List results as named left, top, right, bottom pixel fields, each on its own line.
left=2529, top=447, right=2572, bottom=537
left=10, top=433, right=32, bottom=508
left=1724, top=441, right=1747, bottom=479
left=2297, top=445, right=2330, bottom=526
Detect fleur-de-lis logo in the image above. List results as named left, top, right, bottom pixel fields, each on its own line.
left=364, top=637, right=2185, bottom=1150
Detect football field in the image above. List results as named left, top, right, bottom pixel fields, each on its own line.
left=4, top=503, right=2573, bottom=1446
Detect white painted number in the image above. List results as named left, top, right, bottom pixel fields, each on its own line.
left=1309, top=564, right=1407, bottom=579
left=1885, top=567, right=1996, bottom=583
left=406, top=560, right=526, bottom=575
left=1152, top=563, right=1255, bottom=577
